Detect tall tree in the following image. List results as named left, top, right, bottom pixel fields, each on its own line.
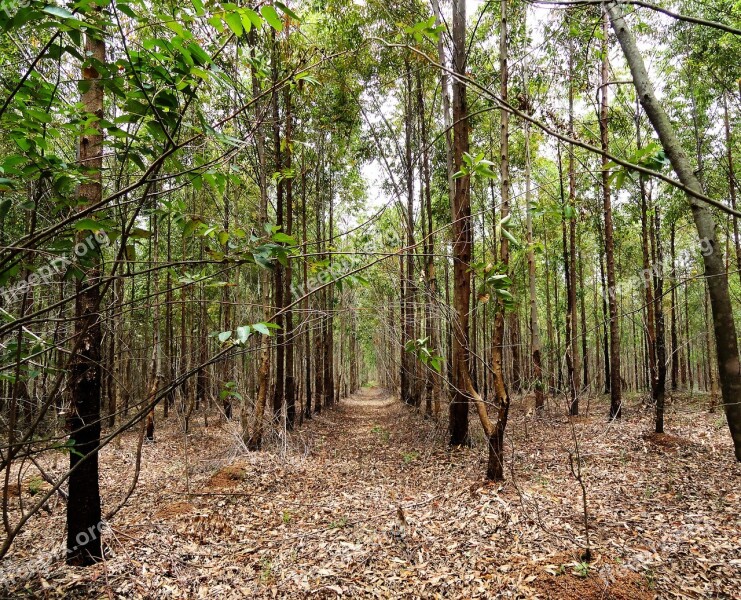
left=606, top=0, right=741, bottom=459
left=67, top=8, right=105, bottom=565
left=448, top=0, right=471, bottom=446
left=601, top=8, right=622, bottom=419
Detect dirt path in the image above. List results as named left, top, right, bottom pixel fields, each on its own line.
left=3, top=387, right=738, bottom=598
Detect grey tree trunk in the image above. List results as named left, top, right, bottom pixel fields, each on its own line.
left=606, top=0, right=741, bottom=459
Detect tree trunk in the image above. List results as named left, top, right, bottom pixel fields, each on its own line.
left=448, top=0, right=471, bottom=446
left=67, top=16, right=104, bottom=565
left=652, top=209, right=667, bottom=433
left=723, top=94, right=741, bottom=289
left=525, top=102, right=545, bottom=411
left=607, top=0, right=741, bottom=459
left=670, top=222, right=679, bottom=391
left=417, top=70, right=437, bottom=418
left=487, top=0, right=512, bottom=481
left=567, top=36, right=580, bottom=415
left=271, top=28, right=285, bottom=425
left=245, top=29, right=271, bottom=450
left=601, top=8, right=622, bottom=419
left=283, top=62, right=296, bottom=431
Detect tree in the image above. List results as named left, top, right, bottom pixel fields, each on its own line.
left=606, top=0, right=741, bottom=459
left=67, top=6, right=105, bottom=565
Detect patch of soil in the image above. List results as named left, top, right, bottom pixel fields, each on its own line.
left=533, top=569, right=652, bottom=600
left=207, top=464, right=246, bottom=488
left=524, top=553, right=653, bottom=600
left=642, top=432, right=688, bottom=450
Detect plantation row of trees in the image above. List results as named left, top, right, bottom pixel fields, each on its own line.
left=0, top=0, right=739, bottom=567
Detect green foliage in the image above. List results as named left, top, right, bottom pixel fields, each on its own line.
left=403, top=16, right=444, bottom=44
left=454, top=152, right=497, bottom=180
left=404, top=337, right=443, bottom=373
left=371, top=425, right=390, bottom=443
left=402, top=450, right=419, bottom=464
left=605, top=142, right=670, bottom=189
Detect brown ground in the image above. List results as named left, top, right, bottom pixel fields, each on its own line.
left=1, top=387, right=739, bottom=598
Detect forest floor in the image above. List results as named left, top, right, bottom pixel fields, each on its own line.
left=1, top=386, right=739, bottom=598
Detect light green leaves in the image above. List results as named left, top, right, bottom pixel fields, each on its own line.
left=605, top=142, right=669, bottom=190
left=214, top=3, right=297, bottom=37
left=42, top=5, right=75, bottom=19
left=216, top=322, right=280, bottom=347
left=477, top=267, right=515, bottom=311
left=223, top=11, right=244, bottom=36
left=260, top=5, right=282, bottom=31
left=404, top=337, right=444, bottom=373
left=497, top=213, right=520, bottom=249
left=454, top=152, right=497, bottom=180
left=404, top=16, right=444, bottom=44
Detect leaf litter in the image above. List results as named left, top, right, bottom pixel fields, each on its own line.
left=1, top=388, right=739, bottom=598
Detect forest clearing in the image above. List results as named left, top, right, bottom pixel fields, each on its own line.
left=1, top=0, right=741, bottom=597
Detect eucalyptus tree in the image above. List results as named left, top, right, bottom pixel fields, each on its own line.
left=606, top=0, right=741, bottom=459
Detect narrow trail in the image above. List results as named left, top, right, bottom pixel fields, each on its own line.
left=5, top=387, right=736, bottom=598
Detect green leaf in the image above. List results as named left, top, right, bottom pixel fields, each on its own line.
left=42, top=5, right=75, bottom=19
left=183, top=218, right=203, bottom=237
left=74, top=218, right=105, bottom=231
left=243, top=8, right=263, bottom=27
left=501, top=227, right=519, bottom=248
left=261, top=5, right=283, bottom=31
left=191, top=0, right=205, bottom=16
left=275, top=1, right=300, bottom=21
left=223, top=11, right=243, bottom=36
left=253, top=322, right=271, bottom=336
left=272, top=232, right=297, bottom=245
left=218, top=330, right=232, bottom=343
left=236, top=325, right=251, bottom=343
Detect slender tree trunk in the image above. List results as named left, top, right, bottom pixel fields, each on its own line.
left=301, top=152, right=312, bottom=420
left=579, top=243, right=588, bottom=394
left=639, top=164, right=658, bottom=402
left=670, top=222, right=679, bottom=391
left=323, top=168, right=334, bottom=408
left=607, top=0, right=741, bottom=459
left=402, top=55, right=415, bottom=406
left=448, top=0, right=471, bottom=446
left=487, top=0, right=512, bottom=481
left=67, top=15, right=104, bottom=565
left=652, top=209, right=667, bottom=432
left=567, top=37, right=580, bottom=415
left=417, top=70, right=437, bottom=418
left=601, top=9, right=622, bottom=419
left=544, top=222, right=556, bottom=394
left=271, top=29, right=285, bottom=425
left=283, top=64, right=296, bottom=431
left=245, top=29, right=271, bottom=450
left=525, top=106, right=544, bottom=411
left=723, top=94, right=741, bottom=289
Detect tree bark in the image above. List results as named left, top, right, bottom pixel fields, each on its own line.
left=601, top=8, right=622, bottom=419
left=245, top=28, right=271, bottom=450
left=67, top=15, right=104, bottom=565
left=487, top=0, right=512, bottom=481
left=448, top=0, right=471, bottom=446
